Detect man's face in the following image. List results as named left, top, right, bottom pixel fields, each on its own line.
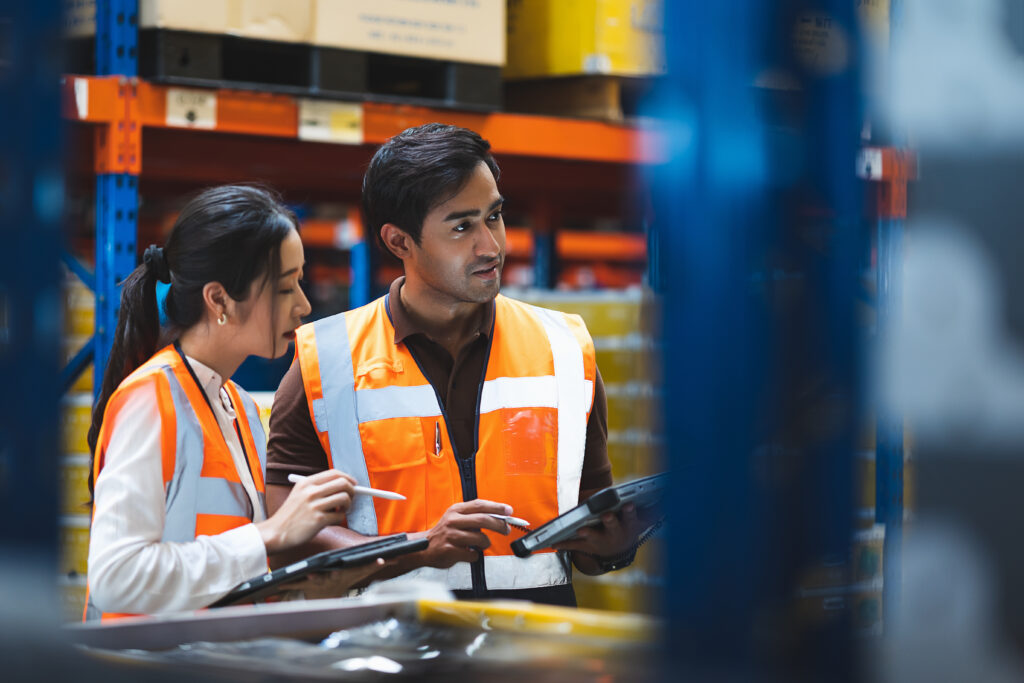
left=406, top=161, right=505, bottom=305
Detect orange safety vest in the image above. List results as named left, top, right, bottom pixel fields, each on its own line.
left=295, top=294, right=596, bottom=592
left=83, top=345, right=268, bottom=621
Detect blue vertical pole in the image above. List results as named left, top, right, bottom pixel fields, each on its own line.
left=875, top=0, right=906, bottom=630
left=656, top=0, right=771, bottom=669
left=533, top=231, right=555, bottom=289
left=349, top=239, right=372, bottom=309
left=654, top=0, right=861, bottom=676
left=93, top=174, right=138, bottom=388
left=0, top=0, right=63, bottom=614
left=876, top=216, right=903, bottom=621
left=93, top=0, right=138, bottom=391
left=95, top=0, right=139, bottom=77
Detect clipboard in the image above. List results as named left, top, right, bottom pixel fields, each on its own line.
left=210, top=534, right=428, bottom=607
left=510, top=472, right=667, bottom=558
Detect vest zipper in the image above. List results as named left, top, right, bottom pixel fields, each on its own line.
left=397, top=297, right=496, bottom=598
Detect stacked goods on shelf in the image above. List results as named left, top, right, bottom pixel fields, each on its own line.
left=794, top=525, right=885, bottom=637
left=65, top=0, right=506, bottom=109
left=504, top=0, right=665, bottom=120
left=508, top=287, right=663, bottom=614
left=855, top=422, right=915, bottom=529
left=61, top=271, right=94, bottom=621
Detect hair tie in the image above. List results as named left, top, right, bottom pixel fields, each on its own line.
left=143, top=245, right=171, bottom=283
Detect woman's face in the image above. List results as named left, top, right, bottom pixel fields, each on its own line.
left=235, top=228, right=311, bottom=360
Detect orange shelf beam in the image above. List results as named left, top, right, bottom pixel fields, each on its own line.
left=62, top=76, right=665, bottom=164
left=505, top=228, right=646, bottom=262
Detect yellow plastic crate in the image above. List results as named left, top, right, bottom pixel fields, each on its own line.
left=59, top=515, right=91, bottom=578
left=594, top=337, right=660, bottom=384
left=506, top=0, right=665, bottom=78
left=573, top=568, right=661, bottom=615
left=61, top=393, right=93, bottom=455
left=61, top=454, right=92, bottom=516
left=607, top=437, right=638, bottom=481
left=605, top=383, right=660, bottom=433
left=60, top=577, right=88, bottom=623
left=64, top=278, right=94, bottom=337
left=417, top=596, right=657, bottom=641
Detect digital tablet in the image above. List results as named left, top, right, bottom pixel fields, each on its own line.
left=510, top=472, right=667, bottom=558
left=210, top=534, right=428, bottom=607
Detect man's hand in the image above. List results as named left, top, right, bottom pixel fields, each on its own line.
left=413, top=499, right=513, bottom=569
left=551, top=503, right=649, bottom=574
left=280, top=557, right=389, bottom=600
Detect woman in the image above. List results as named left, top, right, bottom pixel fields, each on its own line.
left=85, top=185, right=365, bottom=619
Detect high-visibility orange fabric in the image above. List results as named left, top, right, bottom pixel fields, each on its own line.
left=295, top=295, right=596, bottom=561
left=84, top=345, right=266, bottom=621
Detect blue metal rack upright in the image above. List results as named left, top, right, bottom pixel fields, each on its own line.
left=655, top=0, right=863, bottom=676
left=91, top=0, right=139, bottom=391
left=61, top=0, right=140, bottom=395
left=0, top=0, right=63, bottom=606
left=875, top=0, right=907, bottom=628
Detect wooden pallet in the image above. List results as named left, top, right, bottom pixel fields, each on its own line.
left=65, top=29, right=502, bottom=111
left=503, top=75, right=659, bottom=122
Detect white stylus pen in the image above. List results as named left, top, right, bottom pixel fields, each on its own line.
left=287, top=473, right=407, bottom=501
left=490, top=514, right=531, bottom=527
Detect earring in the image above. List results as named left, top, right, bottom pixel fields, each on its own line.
left=217, top=312, right=227, bottom=326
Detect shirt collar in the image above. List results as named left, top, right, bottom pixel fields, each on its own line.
left=386, top=276, right=495, bottom=346
left=185, top=355, right=235, bottom=417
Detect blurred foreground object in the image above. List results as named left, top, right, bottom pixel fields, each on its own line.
left=878, top=0, right=1024, bottom=680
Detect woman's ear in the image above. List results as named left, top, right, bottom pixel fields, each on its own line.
left=201, top=282, right=230, bottom=323
left=381, top=223, right=414, bottom=260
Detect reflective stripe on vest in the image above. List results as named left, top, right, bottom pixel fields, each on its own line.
left=531, top=305, right=589, bottom=515
left=229, top=384, right=269, bottom=515
left=392, top=551, right=571, bottom=591
left=297, top=295, right=595, bottom=591
left=306, top=311, right=378, bottom=535
left=85, top=346, right=268, bottom=620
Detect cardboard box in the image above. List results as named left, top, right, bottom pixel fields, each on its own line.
left=142, top=0, right=313, bottom=43
left=312, top=0, right=505, bottom=66
left=505, top=0, right=665, bottom=78
left=69, top=1, right=504, bottom=65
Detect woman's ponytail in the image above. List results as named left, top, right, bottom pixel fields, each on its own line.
left=86, top=247, right=167, bottom=491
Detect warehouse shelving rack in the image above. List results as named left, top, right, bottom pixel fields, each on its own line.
left=60, top=0, right=664, bottom=396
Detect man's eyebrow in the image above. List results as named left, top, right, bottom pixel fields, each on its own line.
left=443, top=196, right=505, bottom=222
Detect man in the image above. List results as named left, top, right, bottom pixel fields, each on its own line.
left=266, top=123, right=644, bottom=606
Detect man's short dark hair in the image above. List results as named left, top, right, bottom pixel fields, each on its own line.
left=362, top=123, right=501, bottom=247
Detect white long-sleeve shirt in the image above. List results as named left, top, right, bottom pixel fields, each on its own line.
left=87, top=357, right=269, bottom=615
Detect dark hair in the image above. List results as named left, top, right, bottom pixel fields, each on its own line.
left=87, top=185, right=298, bottom=485
left=361, top=123, right=500, bottom=248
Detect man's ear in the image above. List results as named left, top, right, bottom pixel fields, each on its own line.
left=380, top=223, right=415, bottom=261
left=202, top=281, right=230, bottom=321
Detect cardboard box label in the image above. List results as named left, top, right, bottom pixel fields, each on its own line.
left=312, top=0, right=505, bottom=66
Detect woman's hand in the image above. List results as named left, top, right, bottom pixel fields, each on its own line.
left=255, top=470, right=355, bottom=554
left=281, top=558, right=388, bottom=600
